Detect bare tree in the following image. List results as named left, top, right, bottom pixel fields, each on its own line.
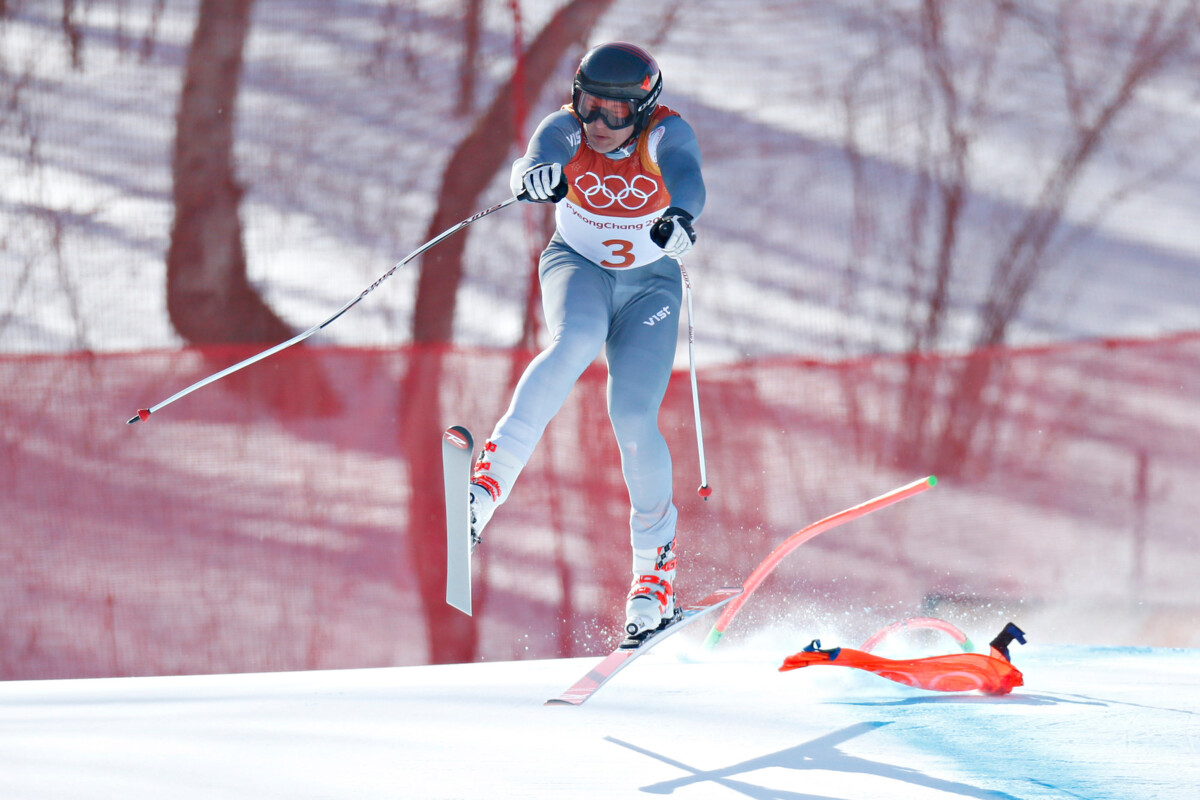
left=0, top=0, right=159, bottom=350
left=835, top=0, right=1200, bottom=476
left=400, top=0, right=617, bottom=664
left=457, top=0, right=483, bottom=115
left=165, top=0, right=291, bottom=345
left=411, top=0, right=618, bottom=344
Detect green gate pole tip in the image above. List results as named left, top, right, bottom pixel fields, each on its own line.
left=703, top=627, right=724, bottom=650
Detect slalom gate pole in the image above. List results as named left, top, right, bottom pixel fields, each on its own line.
left=127, top=195, right=521, bottom=425
left=703, top=475, right=938, bottom=649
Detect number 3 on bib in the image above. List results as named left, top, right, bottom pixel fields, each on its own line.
left=601, top=238, right=635, bottom=268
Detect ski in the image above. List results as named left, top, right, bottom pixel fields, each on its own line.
left=442, top=425, right=474, bottom=615
left=545, top=586, right=742, bottom=706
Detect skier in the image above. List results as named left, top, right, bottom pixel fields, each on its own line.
left=468, top=41, right=706, bottom=639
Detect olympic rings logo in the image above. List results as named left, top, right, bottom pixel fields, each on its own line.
left=574, top=172, right=659, bottom=210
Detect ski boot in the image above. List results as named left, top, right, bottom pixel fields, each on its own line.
left=623, top=538, right=678, bottom=645
left=467, top=440, right=522, bottom=551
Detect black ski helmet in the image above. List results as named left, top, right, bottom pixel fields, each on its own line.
left=572, top=42, right=662, bottom=133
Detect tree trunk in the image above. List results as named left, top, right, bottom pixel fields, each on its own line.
left=456, top=0, right=482, bottom=116
left=402, top=0, right=616, bottom=665
left=166, top=0, right=289, bottom=345
left=411, top=0, right=616, bottom=344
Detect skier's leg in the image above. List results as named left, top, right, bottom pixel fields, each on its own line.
left=470, top=244, right=613, bottom=544
left=605, top=264, right=683, bottom=634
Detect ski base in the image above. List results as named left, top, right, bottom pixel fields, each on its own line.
left=443, top=425, right=474, bottom=615
left=545, top=586, right=742, bottom=706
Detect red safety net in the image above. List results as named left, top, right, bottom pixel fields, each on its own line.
left=2, top=333, right=1198, bottom=679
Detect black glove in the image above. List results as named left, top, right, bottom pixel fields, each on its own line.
left=650, top=206, right=696, bottom=259
left=519, top=163, right=568, bottom=203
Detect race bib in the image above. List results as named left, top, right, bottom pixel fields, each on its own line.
left=556, top=195, right=663, bottom=270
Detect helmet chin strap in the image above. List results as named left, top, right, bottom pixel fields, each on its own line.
left=581, top=125, right=638, bottom=156
left=610, top=135, right=638, bottom=156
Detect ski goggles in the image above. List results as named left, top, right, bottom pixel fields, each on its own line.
left=573, top=89, right=638, bottom=129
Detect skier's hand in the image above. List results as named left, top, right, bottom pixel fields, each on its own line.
left=650, top=207, right=696, bottom=260
left=519, top=163, right=568, bottom=203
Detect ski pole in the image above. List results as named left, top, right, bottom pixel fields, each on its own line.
left=127, top=195, right=521, bottom=425
left=678, top=260, right=711, bottom=499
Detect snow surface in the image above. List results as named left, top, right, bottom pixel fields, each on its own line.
left=2, top=633, right=1198, bottom=799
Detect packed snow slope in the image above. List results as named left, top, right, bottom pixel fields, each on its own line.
left=2, top=633, right=1197, bottom=800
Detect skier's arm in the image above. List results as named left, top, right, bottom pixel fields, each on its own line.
left=651, top=116, right=706, bottom=258
left=510, top=111, right=579, bottom=201
left=656, top=115, right=705, bottom=222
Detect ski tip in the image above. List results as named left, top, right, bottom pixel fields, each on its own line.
left=443, top=425, right=473, bottom=450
